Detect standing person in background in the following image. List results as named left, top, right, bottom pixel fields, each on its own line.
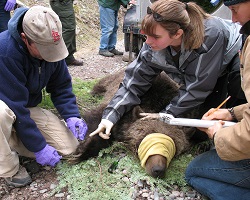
left=185, top=1, right=250, bottom=199
left=0, top=0, right=16, bottom=33
left=50, top=0, right=83, bottom=66
left=0, top=5, right=88, bottom=188
left=98, top=0, right=136, bottom=57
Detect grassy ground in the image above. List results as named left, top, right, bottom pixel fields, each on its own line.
left=52, top=144, right=194, bottom=199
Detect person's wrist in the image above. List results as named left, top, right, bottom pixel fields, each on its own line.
left=101, top=119, right=113, bottom=125
left=212, top=132, right=216, bottom=142
left=227, top=107, right=237, bottom=122
left=211, top=132, right=216, bottom=145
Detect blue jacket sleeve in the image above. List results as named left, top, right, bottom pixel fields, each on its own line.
left=45, top=61, right=80, bottom=121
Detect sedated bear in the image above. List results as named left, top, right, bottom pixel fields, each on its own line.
left=70, top=69, right=207, bottom=178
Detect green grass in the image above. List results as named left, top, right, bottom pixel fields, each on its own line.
left=51, top=143, right=195, bottom=199
left=39, top=78, right=102, bottom=113
left=72, top=78, right=102, bottom=112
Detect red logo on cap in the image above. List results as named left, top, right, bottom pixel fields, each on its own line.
left=52, top=30, right=60, bottom=42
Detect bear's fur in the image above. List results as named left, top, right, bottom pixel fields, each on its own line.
left=71, top=69, right=206, bottom=178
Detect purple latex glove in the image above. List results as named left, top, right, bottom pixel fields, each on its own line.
left=4, top=0, right=16, bottom=11
left=66, top=117, right=88, bottom=140
left=34, top=144, right=62, bottom=167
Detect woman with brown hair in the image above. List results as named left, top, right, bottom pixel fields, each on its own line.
left=90, top=0, right=243, bottom=145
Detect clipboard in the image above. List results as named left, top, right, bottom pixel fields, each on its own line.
left=165, top=117, right=236, bottom=128
left=159, top=113, right=236, bottom=128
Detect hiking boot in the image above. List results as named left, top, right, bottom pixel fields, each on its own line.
left=109, top=48, right=123, bottom=55
left=99, top=50, right=114, bottom=57
left=66, top=58, right=83, bottom=66
left=4, top=165, right=32, bottom=187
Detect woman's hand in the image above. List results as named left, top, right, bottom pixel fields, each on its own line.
left=202, top=108, right=233, bottom=121
left=89, top=119, right=113, bottom=139
left=199, top=120, right=224, bottom=139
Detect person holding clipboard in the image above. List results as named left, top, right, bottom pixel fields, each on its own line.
left=185, top=1, right=250, bottom=199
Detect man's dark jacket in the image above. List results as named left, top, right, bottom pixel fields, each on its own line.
left=0, top=7, right=80, bottom=152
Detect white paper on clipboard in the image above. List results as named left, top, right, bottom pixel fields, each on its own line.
left=166, top=118, right=236, bottom=128
left=159, top=113, right=236, bottom=128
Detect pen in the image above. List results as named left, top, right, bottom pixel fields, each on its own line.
left=209, top=96, right=231, bottom=115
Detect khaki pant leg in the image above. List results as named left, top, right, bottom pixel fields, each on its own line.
left=0, top=104, right=79, bottom=177
left=28, top=107, right=79, bottom=156
left=11, top=107, right=79, bottom=157
left=0, top=100, right=19, bottom=177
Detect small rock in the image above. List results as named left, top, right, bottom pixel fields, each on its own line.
left=122, top=177, right=130, bottom=182
left=142, top=192, right=149, bottom=198
left=50, top=183, right=57, bottom=190
left=172, top=190, right=180, bottom=197
left=55, top=193, right=65, bottom=198
left=39, top=189, right=48, bottom=194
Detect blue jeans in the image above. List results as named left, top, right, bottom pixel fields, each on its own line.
left=0, top=0, right=10, bottom=33
left=99, top=5, right=118, bottom=51
left=185, top=149, right=250, bottom=200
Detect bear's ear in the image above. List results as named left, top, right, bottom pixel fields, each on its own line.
left=91, top=84, right=106, bottom=96
left=132, top=105, right=144, bottom=120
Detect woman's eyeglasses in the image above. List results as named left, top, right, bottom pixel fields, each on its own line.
left=147, top=6, right=181, bottom=27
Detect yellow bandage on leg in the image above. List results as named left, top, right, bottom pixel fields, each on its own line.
left=138, top=133, right=176, bottom=168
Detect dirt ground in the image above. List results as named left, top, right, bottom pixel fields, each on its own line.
left=68, top=43, right=129, bottom=81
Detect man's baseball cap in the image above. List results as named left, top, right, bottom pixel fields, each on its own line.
left=224, top=0, right=248, bottom=6
left=22, top=6, right=68, bottom=62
